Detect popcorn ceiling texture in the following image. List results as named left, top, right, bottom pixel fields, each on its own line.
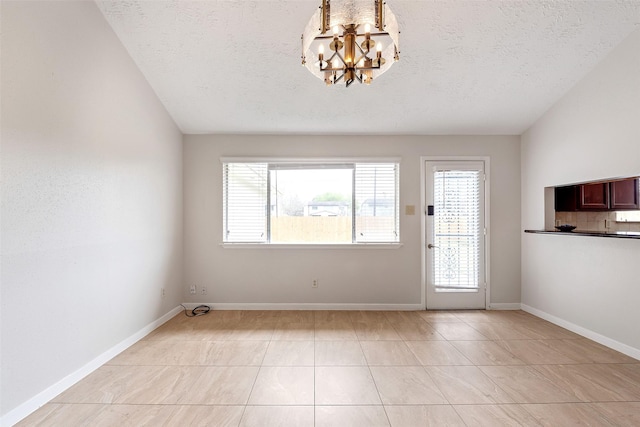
left=97, top=1, right=640, bottom=134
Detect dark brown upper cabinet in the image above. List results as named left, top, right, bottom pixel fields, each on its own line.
left=610, top=178, right=639, bottom=210
left=579, top=182, right=610, bottom=210
left=555, top=185, right=578, bottom=212
left=555, top=177, right=639, bottom=212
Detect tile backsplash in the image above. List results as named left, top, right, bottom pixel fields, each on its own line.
left=555, top=211, right=640, bottom=232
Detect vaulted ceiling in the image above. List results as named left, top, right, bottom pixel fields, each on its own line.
left=97, top=0, right=640, bottom=135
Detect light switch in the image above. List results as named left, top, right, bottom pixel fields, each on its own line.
left=405, top=205, right=415, bottom=215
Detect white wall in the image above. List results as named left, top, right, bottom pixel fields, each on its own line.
left=1, top=1, right=183, bottom=420
left=521, top=29, right=640, bottom=354
left=184, top=135, right=521, bottom=308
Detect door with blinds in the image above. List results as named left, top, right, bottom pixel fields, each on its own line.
left=425, top=161, right=486, bottom=309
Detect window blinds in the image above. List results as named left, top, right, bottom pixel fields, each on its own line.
left=355, top=163, right=400, bottom=242
left=433, top=170, right=480, bottom=290
left=223, top=163, right=268, bottom=242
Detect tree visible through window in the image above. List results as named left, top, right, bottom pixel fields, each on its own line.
left=222, top=161, right=399, bottom=244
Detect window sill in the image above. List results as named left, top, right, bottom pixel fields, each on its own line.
left=220, top=243, right=403, bottom=249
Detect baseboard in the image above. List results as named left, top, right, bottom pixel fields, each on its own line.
left=181, top=302, right=524, bottom=311
left=521, top=304, right=640, bottom=361
left=488, top=303, right=522, bottom=310
left=181, top=302, right=424, bottom=311
left=1, top=305, right=183, bottom=427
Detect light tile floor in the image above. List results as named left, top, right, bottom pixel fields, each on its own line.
left=18, top=310, right=640, bottom=426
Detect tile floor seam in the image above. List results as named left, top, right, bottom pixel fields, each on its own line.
left=419, top=364, right=455, bottom=407
left=449, top=402, right=476, bottom=427
left=237, top=333, right=271, bottom=426
left=355, top=337, right=393, bottom=426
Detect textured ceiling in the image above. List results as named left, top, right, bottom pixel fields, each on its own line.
left=97, top=0, right=640, bottom=135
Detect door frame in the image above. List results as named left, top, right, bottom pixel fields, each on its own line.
left=420, top=156, right=491, bottom=310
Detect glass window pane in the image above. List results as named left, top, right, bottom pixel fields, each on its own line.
left=270, top=167, right=353, bottom=243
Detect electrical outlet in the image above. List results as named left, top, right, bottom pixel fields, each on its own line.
left=201, top=286, right=207, bottom=295
left=312, top=279, right=318, bottom=288
left=190, top=285, right=196, bottom=295
left=161, top=288, right=165, bottom=298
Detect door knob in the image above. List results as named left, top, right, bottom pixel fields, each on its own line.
left=427, top=243, right=438, bottom=249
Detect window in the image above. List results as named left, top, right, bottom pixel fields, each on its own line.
left=223, top=160, right=399, bottom=244
left=616, top=211, right=640, bottom=223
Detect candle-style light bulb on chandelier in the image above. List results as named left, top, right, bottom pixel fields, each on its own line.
left=301, top=0, right=400, bottom=87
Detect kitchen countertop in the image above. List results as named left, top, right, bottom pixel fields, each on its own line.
left=524, top=229, right=640, bottom=239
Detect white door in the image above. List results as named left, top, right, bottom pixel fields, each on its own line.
left=425, top=160, right=486, bottom=309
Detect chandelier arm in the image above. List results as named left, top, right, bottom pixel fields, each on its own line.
left=359, top=31, right=388, bottom=38
left=319, top=52, right=345, bottom=72
left=333, top=51, right=347, bottom=67
left=357, top=64, right=381, bottom=71
left=354, top=53, right=368, bottom=68
left=321, top=65, right=347, bottom=72
left=356, top=42, right=368, bottom=57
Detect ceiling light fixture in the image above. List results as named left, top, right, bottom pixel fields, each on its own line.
left=301, top=0, right=400, bottom=87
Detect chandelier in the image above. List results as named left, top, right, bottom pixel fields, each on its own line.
left=301, top=0, right=400, bottom=87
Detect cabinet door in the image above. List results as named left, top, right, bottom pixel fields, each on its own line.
left=579, top=182, right=609, bottom=210
left=610, top=178, right=639, bottom=210
left=554, top=185, right=578, bottom=212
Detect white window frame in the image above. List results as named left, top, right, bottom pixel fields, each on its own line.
left=221, top=157, right=403, bottom=249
